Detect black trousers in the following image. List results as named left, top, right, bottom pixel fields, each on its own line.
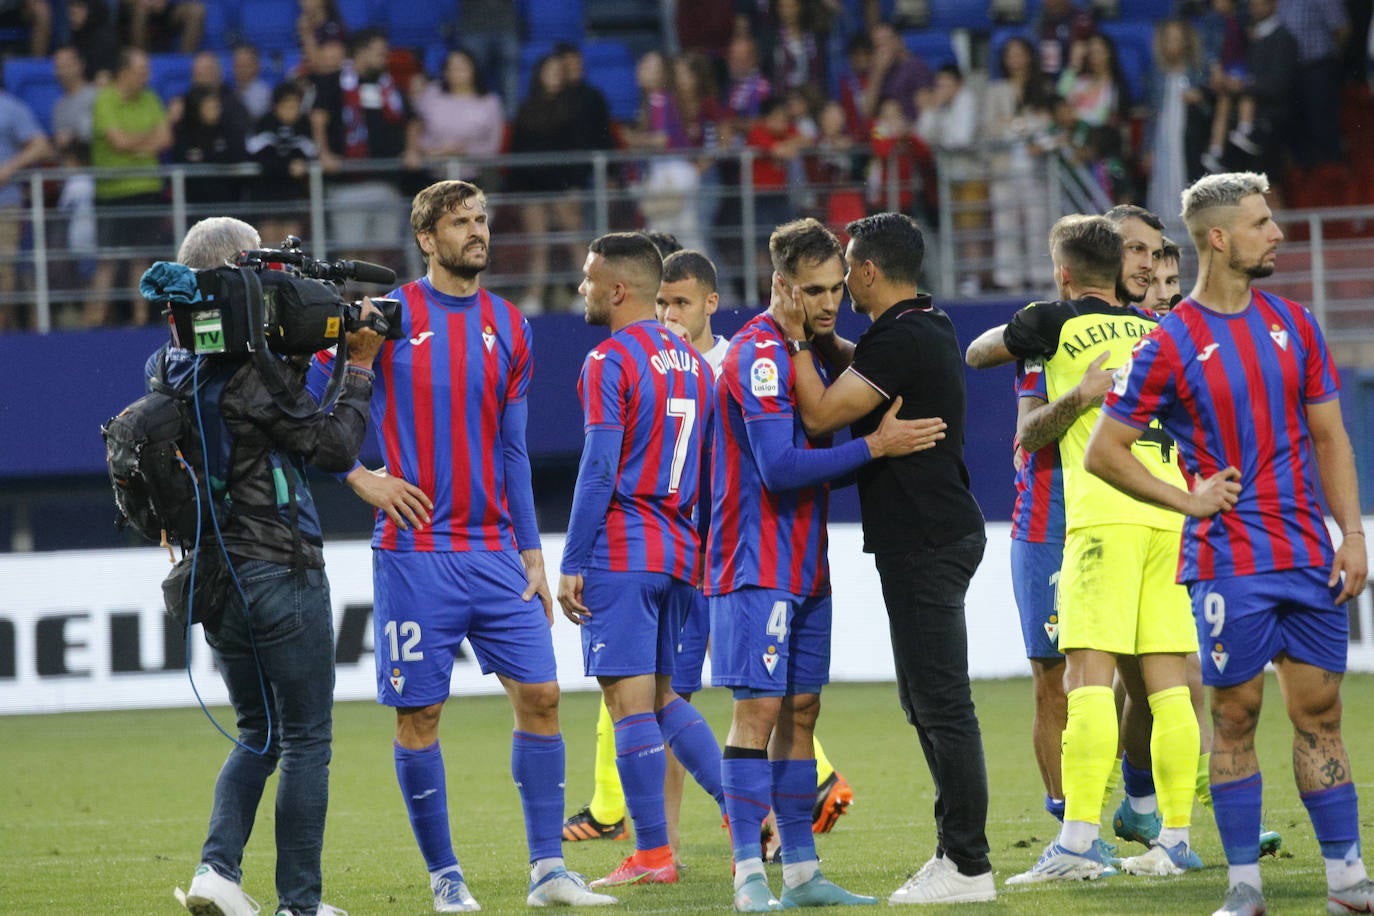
left=874, top=531, right=991, bottom=877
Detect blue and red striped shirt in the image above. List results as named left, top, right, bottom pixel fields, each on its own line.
left=1103, top=290, right=1341, bottom=581
left=569, top=319, right=712, bottom=583
left=314, top=278, right=536, bottom=553
left=706, top=313, right=834, bottom=598
left=1011, top=361, right=1066, bottom=544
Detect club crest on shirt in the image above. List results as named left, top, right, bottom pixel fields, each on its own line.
left=482, top=324, right=496, bottom=353
left=1210, top=642, right=1229, bottom=675
left=762, top=646, right=779, bottom=676
left=1269, top=325, right=1288, bottom=351
left=389, top=667, right=406, bottom=695
left=751, top=358, right=779, bottom=397
left=1044, top=614, right=1059, bottom=645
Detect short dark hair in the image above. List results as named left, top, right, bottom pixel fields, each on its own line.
left=348, top=27, right=386, bottom=57
left=662, top=250, right=717, bottom=293
left=844, top=212, right=925, bottom=285
left=639, top=231, right=682, bottom=258
left=1103, top=204, right=1164, bottom=232
left=1160, top=235, right=1181, bottom=263
left=936, top=62, right=962, bottom=81
left=769, top=217, right=843, bottom=280
left=589, top=231, right=664, bottom=293
left=270, top=81, right=303, bottom=106
left=1049, top=214, right=1123, bottom=289
left=759, top=95, right=786, bottom=118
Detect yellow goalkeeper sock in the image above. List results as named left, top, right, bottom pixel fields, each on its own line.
left=588, top=698, right=626, bottom=824
left=1062, top=686, right=1118, bottom=825
left=813, top=735, right=836, bottom=785
left=1148, top=686, right=1200, bottom=830
left=1196, top=751, right=1213, bottom=811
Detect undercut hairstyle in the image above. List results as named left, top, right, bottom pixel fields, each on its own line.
left=769, top=217, right=843, bottom=280
left=177, top=216, right=261, bottom=269
left=410, top=180, right=487, bottom=262
left=1160, top=235, right=1181, bottom=263
left=1103, top=204, right=1164, bottom=232
left=661, top=250, right=717, bottom=293
left=1049, top=214, right=1123, bottom=289
left=1180, top=171, right=1271, bottom=247
left=640, top=230, right=682, bottom=258
left=589, top=231, right=664, bottom=295
left=844, top=211, right=925, bottom=285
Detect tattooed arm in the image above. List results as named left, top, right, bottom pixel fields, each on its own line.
left=1016, top=351, right=1115, bottom=453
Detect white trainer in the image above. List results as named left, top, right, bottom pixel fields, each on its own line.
left=175, top=864, right=262, bottom=916
left=890, top=860, right=995, bottom=905
left=527, top=868, right=618, bottom=907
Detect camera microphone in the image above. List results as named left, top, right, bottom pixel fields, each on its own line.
left=334, top=260, right=397, bottom=286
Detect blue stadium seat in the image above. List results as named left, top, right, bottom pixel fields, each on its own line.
left=14, top=74, right=62, bottom=134
left=581, top=38, right=636, bottom=122
left=149, top=52, right=196, bottom=104
left=901, top=29, right=957, bottom=70
left=1099, top=21, right=1154, bottom=105
left=237, top=0, right=298, bottom=52
left=522, top=0, right=585, bottom=43
left=927, top=0, right=992, bottom=31
left=386, top=0, right=457, bottom=49
left=200, top=0, right=233, bottom=49
left=1113, top=0, right=1172, bottom=20
left=337, top=0, right=378, bottom=30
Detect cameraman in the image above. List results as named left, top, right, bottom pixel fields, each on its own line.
left=154, top=216, right=383, bottom=916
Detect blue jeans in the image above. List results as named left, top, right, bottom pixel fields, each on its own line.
left=202, top=559, right=335, bottom=915
left=874, top=531, right=991, bottom=876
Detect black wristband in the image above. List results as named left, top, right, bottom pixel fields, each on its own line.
left=788, top=339, right=812, bottom=355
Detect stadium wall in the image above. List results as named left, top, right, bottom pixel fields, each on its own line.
left=2, top=520, right=1372, bottom=716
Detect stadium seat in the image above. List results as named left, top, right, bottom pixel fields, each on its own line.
left=900, top=29, right=957, bottom=70
left=200, top=0, right=233, bottom=50
left=581, top=38, right=637, bottom=122
left=1111, top=0, right=1171, bottom=20
left=386, top=0, right=457, bottom=49
left=522, top=0, right=585, bottom=44
left=337, top=0, right=378, bottom=31
left=237, top=0, right=298, bottom=52
left=927, top=0, right=993, bottom=31
left=585, top=0, right=658, bottom=30
left=149, top=52, right=197, bottom=104
left=15, top=74, right=62, bottom=134
left=1099, top=21, right=1153, bottom=106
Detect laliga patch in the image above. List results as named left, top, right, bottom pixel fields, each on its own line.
left=1044, top=614, right=1059, bottom=645
left=751, top=358, right=780, bottom=397
left=1269, top=325, right=1288, bottom=351
left=1211, top=642, right=1229, bottom=675
left=389, top=667, right=406, bottom=696
left=482, top=325, right=496, bottom=352
left=762, top=647, right=779, bottom=676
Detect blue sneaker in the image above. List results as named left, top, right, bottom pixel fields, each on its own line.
left=734, top=873, right=783, bottom=912
left=779, top=873, right=879, bottom=908
left=1005, top=841, right=1118, bottom=885
left=1259, top=826, right=1282, bottom=857
left=1113, top=797, right=1162, bottom=847
left=1121, top=840, right=1203, bottom=876
left=527, top=867, right=617, bottom=907
left=433, top=870, right=480, bottom=912
left=1093, top=838, right=1121, bottom=865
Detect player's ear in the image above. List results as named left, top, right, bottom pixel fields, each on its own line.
left=705, top=292, right=719, bottom=316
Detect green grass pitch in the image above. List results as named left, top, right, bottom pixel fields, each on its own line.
left=3, top=675, right=1372, bottom=914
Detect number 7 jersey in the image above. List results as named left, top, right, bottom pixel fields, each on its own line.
left=576, top=318, right=713, bottom=584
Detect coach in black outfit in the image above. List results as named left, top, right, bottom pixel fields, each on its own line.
left=776, top=212, right=993, bottom=906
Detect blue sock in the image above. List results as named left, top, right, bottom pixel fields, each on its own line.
left=771, top=758, right=819, bottom=866
left=614, top=712, right=669, bottom=851
left=1045, top=795, right=1066, bottom=822
left=722, top=747, right=771, bottom=863
left=394, top=741, right=459, bottom=874
left=658, top=698, right=724, bottom=812
left=1121, top=755, right=1156, bottom=798
left=1212, top=773, right=1263, bottom=865
left=512, top=730, right=565, bottom=863
left=1302, top=783, right=1362, bottom=860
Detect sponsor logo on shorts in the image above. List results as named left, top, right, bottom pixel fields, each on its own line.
left=762, top=645, right=779, bottom=676
left=389, top=667, right=406, bottom=695
left=1044, top=614, right=1059, bottom=645
left=1210, top=642, right=1229, bottom=674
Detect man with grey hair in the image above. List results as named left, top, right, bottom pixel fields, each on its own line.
left=1085, top=171, right=1371, bottom=916
left=156, top=216, right=384, bottom=916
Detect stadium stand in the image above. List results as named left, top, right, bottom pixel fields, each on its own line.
left=523, top=0, right=586, bottom=44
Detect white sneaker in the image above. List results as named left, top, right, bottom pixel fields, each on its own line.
left=433, top=870, right=481, bottom=912
left=175, top=864, right=262, bottom=916
left=889, top=860, right=995, bottom=905
left=274, top=906, right=348, bottom=916
left=527, top=868, right=617, bottom=907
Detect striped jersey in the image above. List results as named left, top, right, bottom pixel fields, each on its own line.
left=1004, top=296, right=1187, bottom=534
left=1103, top=290, right=1341, bottom=581
left=706, top=312, right=833, bottom=598
left=1011, top=361, right=1066, bottom=544
left=575, top=319, right=713, bottom=583
left=322, top=277, right=533, bottom=552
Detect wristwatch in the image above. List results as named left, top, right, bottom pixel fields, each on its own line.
left=788, top=339, right=812, bottom=355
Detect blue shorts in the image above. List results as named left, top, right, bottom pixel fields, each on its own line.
left=1189, top=567, right=1349, bottom=687
left=671, top=587, right=710, bottom=695
left=709, top=587, right=831, bottom=696
left=372, top=550, right=556, bottom=706
left=1011, top=538, right=1065, bottom=661
left=580, top=570, right=693, bottom=678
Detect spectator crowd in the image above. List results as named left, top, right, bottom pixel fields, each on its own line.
left=0, top=0, right=1368, bottom=328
